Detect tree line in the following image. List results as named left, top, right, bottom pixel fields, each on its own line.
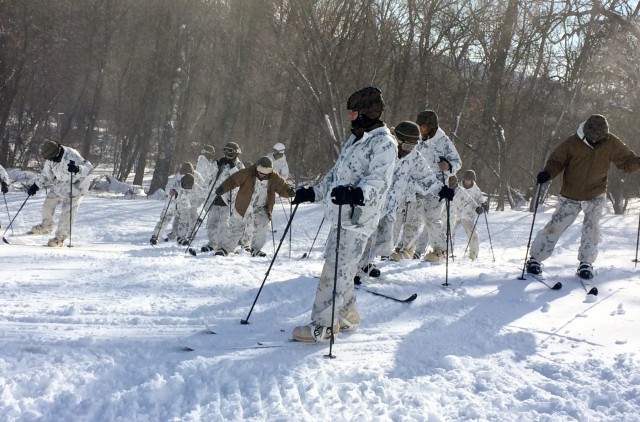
left=2, top=0, right=640, bottom=211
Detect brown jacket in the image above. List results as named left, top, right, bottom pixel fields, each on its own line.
left=544, top=133, right=640, bottom=201
left=219, top=165, right=294, bottom=218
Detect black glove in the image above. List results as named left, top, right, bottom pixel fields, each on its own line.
left=331, top=185, right=365, bottom=206
left=213, top=195, right=227, bottom=206
left=475, top=206, right=484, bottom=215
left=438, top=156, right=452, bottom=172
left=67, top=160, right=80, bottom=174
left=27, top=183, right=39, bottom=196
left=291, top=187, right=315, bottom=204
left=537, top=171, right=551, bottom=184
left=438, top=185, right=455, bottom=202
left=215, top=186, right=224, bottom=196
left=1, top=181, right=8, bottom=194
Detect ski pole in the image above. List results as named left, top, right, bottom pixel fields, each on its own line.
left=463, top=212, right=481, bottom=258
left=184, top=170, right=226, bottom=253
left=301, top=216, right=325, bottom=259
left=3, top=193, right=13, bottom=235
left=483, top=209, right=495, bottom=262
left=271, top=218, right=276, bottom=255
left=241, top=203, right=299, bottom=325
left=288, top=200, right=292, bottom=258
left=183, top=200, right=214, bottom=254
left=325, top=203, right=341, bottom=359
left=518, top=183, right=543, bottom=280
left=634, top=211, right=640, bottom=267
left=443, top=195, right=451, bottom=286
left=68, top=170, right=73, bottom=248
left=2, top=195, right=30, bottom=244
left=152, top=195, right=173, bottom=243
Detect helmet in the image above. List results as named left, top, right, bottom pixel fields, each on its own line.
left=223, top=142, right=242, bottom=154
left=273, top=142, right=285, bottom=153
left=256, top=156, right=273, bottom=174
left=200, top=145, right=215, bottom=155
left=347, top=86, right=384, bottom=119
left=41, top=139, right=60, bottom=160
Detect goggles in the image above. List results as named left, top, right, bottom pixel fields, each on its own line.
left=399, top=141, right=417, bottom=151
left=224, top=147, right=237, bottom=154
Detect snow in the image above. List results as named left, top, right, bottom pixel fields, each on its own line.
left=1, top=191, right=640, bottom=421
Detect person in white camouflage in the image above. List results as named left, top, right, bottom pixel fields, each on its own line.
left=355, top=121, right=436, bottom=282
left=27, top=139, right=94, bottom=247
left=0, top=164, right=10, bottom=229
left=290, top=86, right=397, bottom=342
left=199, top=142, right=245, bottom=253
left=450, top=170, right=485, bottom=261
left=171, top=173, right=203, bottom=242
left=527, top=114, right=640, bottom=280
left=392, top=110, right=461, bottom=263
left=240, top=143, right=291, bottom=252
left=213, top=156, right=294, bottom=257
left=267, top=143, right=290, bottom=180
left=195, top=145, right=217, bottom=182
left=150, top=162, right=204, bottom=245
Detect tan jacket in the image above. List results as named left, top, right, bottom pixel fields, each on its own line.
left=544, top=133, right=640, bottom=201
left=219, top=165, right=294, bottom=218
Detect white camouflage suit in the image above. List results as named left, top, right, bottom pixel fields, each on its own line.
left=203, top=157, right=244, bottom=250
left=399, top=127, right=461, bottom=256
left=450, top=181, right=484, bottom=259
left=153, top=170, right=205, bottom=240
left=358, top=145, right=435, bottom=267
left=310, top=126, right=397, bottom=326
left=33, top=146, right=93, bottom=240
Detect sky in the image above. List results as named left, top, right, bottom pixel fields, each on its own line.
left=1, top=183, right=640, bottom=421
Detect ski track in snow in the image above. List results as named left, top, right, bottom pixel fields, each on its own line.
left=1, top=193, right=640, bottom=421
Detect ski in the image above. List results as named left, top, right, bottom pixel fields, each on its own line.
left=355, top=286, right=417, bottom=303
left=520, top=273, right=562, bottom=290
left=178, top=337, right=283, bottom=352
left=578, top=276, right=598, bottom=296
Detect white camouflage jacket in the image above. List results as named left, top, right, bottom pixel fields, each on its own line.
left=196, top=154, right=218, bottom=183
left=452, top=182, right=484, bottom=222
left=212, top=157, right=244, bottom=204
left=165, top=170, right=205, bottom=196
left=383, top=147, right=437, bottom=220
left=415, top=127, right=462, bottom=194
left=313, top=126, right=397, bottom=236
left=35, top=146, right=93, bottom=197
left=0, top=164, right=9, bottom=185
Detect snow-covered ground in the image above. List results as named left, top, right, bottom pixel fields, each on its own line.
left=1, top=189, right=640, bottom=421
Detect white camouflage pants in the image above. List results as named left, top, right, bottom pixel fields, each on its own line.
left=452, top=216, right=479, bottom=258
left=245, top=208, right=271, bottom=253
left=400, top=194, right=446, bottom=254
left=205, top=203, right=231, bottom=249
left=530, top=195, right=605, bottom=264
left=311, top=226, right=368, bottom=327
left=358, top=214, right=394, bottom=267
left=40, top=191, right=83, bottom=239
left=218, top=207, right=270, bottom=254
